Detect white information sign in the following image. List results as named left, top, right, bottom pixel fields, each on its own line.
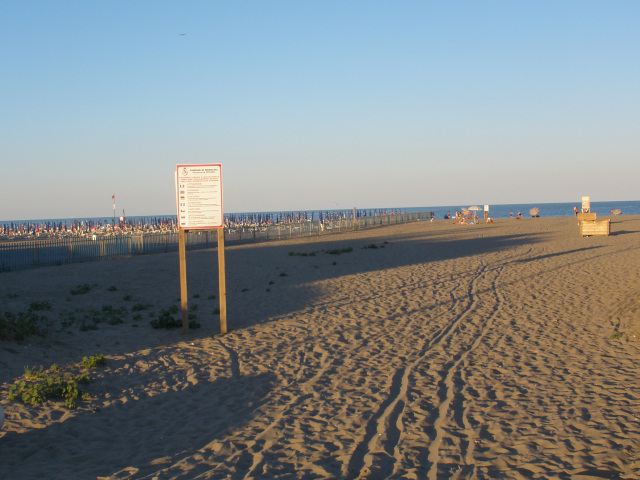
left=176, top=164, right=223, bottom=229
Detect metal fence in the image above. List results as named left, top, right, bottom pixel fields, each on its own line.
left=0, top=211, right=433, bottom=272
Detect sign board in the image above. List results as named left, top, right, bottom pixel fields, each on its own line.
left=176, top=164, right=223, bottom=229
left=582, top=196, right=590, bottom=213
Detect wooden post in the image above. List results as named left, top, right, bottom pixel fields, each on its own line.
left=353, top=207, right=357, bottom=230
left=217, top=228, right=227, bottom=334
left=179, top=229, right=189, bottom=334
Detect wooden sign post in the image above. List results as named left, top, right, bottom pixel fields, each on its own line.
left=176, top=164, right=227, bottom=335
left=217, top=228, right=227, bottom=334
left=178, top=228, right=189, bottom=334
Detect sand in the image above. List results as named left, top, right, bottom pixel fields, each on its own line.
left=1, top=216, right=639, bottom=479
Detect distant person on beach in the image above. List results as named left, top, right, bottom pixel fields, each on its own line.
left=444, top=212, right=450, bottom=219
left=510, top=211, right=513, bottom=218
left=574, top=207, right=579, bottom=216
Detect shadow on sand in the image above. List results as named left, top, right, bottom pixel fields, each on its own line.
left=0, top=371, right=277, bottom=480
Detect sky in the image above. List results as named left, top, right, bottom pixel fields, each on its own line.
left=1, top=1, right=639, bottom=221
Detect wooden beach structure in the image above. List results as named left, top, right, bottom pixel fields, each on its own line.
left=578, top=212, right=610, bottom=237
left=577, top=212, right=597, bottom=222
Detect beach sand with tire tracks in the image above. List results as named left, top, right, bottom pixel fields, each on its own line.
left=1, top=216, right=640, bottom=479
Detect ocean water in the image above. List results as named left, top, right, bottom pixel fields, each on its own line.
left=407, top=200, right=640, bottom=220
left=2, top=200, right=639, bottom=228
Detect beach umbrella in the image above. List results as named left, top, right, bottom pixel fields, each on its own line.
left=529, top=207, right=540, bottom=217
left=468, top=206, right=482, bottom=212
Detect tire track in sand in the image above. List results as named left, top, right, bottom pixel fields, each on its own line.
left=347, top=262, right=502, bottom=479
left=424, top=261, right=509, bottom=480
left=209, top=265, right=476, bottom=480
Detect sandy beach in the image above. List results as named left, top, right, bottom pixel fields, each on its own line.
left=1, top=216, right=639, bottom=479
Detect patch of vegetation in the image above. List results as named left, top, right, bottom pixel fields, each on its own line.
left=70, top=284, right=91, bottom=295
left=123, top=294, right=133, bottom=301
left=207, top=295, right=216, bottom=300
left=150, top=308, right=180, bottom=329
left=189, top=304, right=198, bottom=311
left=268, top=281, right=274, bottom=285
left=363, top=244, right=379, bottom=249
left=132, top=303, right=152, bottom=312
left=241, top=288, right=249, bottom=292
left=279, top=272, right=288, bottom=277
left=81, top=354, right=106, bottom=369
left=107, top=286, right=118, bottom=292
left=7, top=357, right=105, bottom=409
left=192, top=294, right=200, bottom=299
left=326, top=247, right=353, bottom=255
left=266, top=288, right=271, bottom=293
left=167, top=305, right=179, bottom=314
left=29, top=301, right=52, bottom=311
left=213, top=308, right=220, bottom=315
left=0, top=311, right=48, bottom=341
left=150, top=305, right=200, bottom=330
left=610, top=331, right=624, bottom=340
left=63, top=306, right=128, bottom=331
left=288, top=251, right=317, bottom=257
left=7, top=293, right=19, bottom=299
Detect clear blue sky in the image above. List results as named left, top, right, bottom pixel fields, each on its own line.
left=2, top=1, right=639, bottom=221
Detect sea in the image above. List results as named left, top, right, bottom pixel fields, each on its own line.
left=409, top=200, right=640, bottom=220
left=2, top=200, right=640, bottom=229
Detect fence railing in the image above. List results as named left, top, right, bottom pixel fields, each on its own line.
left=0, top=211, right=433, bottom=272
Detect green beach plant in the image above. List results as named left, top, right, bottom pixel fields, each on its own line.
left=29, top=301, right=52, bottom=311
left=70, top=284, right=91, bottom=295
left=81, top=354, right=106, bottom=369
left=0, top=310, right=48, bottom=341
left=326, top=247, right=353, bottom=255
left=150, top=305, right=200, bottom=330
left=7, top=357, right=105, bottom=409
left=132, top=303, right=152, bottom=312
